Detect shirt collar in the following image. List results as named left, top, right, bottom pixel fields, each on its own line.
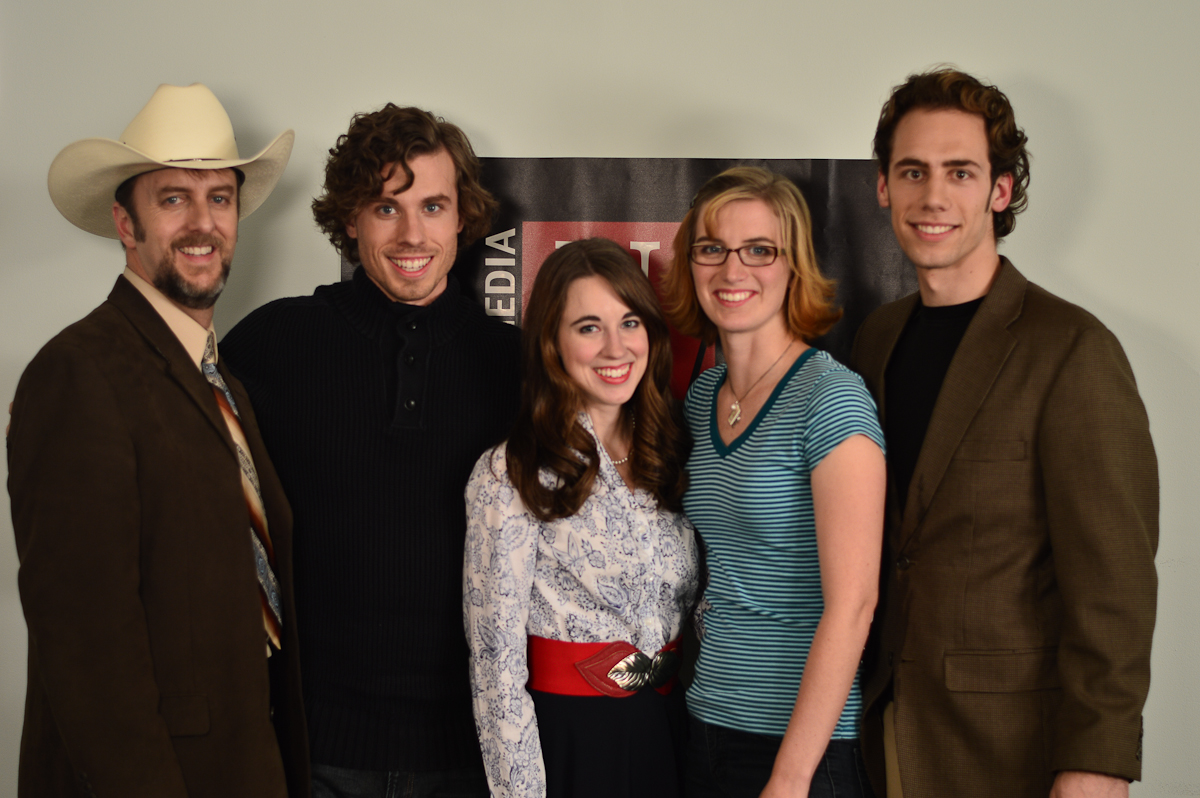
left=123, top=267, right=215, bottom=371
left=324, top=266, right=470, bottom=346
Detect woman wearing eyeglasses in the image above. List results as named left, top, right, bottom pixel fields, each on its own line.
left=464, top=238, right=699, bottom=798
left=661, top=167, right=885, bottom=798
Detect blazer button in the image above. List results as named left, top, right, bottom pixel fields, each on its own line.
left=405, top=354, right=416, bottom=366
left=897, top=556, right=912, bottom=570
left=404, top=399, right=417, bottom=411
left=407, top=321, right=418, bottom=331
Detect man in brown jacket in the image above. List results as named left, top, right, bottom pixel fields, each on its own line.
left=8, top=84, right=308, bottom=796
left=851, top=69, right=1158, bottom=798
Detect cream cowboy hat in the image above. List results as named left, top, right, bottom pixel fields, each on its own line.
left=48, top=83, right=294, bottom=239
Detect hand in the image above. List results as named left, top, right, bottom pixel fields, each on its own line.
left=1050, top=771, right=1129, bottom=798
left=759, top=772, right=810, bottom=798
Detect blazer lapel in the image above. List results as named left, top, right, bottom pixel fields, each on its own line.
left=861, top=294, right=920, bottom=429
left=107, top=276, right=239, bottom=461
left=857, top=294, right=919, bottom=536
left=898, top=259, right=1026, bottom=549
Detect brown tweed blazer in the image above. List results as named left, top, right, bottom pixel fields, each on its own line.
left=850, top=260, right=1158, bottom=797
left=9, top=277, right=309, bottom=797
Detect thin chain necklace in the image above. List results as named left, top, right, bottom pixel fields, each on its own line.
left=727, top=340, right=794, bottom=427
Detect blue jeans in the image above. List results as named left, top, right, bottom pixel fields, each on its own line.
left=311, top=762, right=489, bottom=798
left=685, top=715, right=874, bottom=798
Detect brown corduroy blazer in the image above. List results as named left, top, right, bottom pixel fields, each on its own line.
left=849, top=260, right=1158, bottom=798
left=8, top=276, right=309, bottom=798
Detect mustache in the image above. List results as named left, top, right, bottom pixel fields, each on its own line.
left=172, top=233, right=226, bottom=250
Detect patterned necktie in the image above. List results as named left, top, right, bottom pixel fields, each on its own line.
left=202, top=333, right=283, bottom=651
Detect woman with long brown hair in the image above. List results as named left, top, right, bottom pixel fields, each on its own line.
left=464, top=238, right=699, bottom=798
left=661, top=167, right=885, bottom=798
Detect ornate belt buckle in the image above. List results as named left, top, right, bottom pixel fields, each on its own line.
left=574, top=642, right=680, bottom=698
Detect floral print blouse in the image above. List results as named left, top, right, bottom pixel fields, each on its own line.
left=463, top=415, right=699, bottom=798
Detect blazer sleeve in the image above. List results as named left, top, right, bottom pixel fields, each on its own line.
left=9, top=341, right=190, bottom=796
left=1037, top=324, right=1158, bottom=780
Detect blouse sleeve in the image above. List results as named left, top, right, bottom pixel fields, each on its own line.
left=463, top=446, right=546, bottom=798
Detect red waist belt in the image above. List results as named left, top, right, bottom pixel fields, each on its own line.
left=527, top=636, right=682, bottom=698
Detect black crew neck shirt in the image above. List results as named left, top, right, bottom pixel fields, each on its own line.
left=884, top=296, right=984, bottom=511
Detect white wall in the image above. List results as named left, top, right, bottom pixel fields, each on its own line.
left=1, top=0, right=1196, bottom=793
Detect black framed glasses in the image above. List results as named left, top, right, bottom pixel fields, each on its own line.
left=690, top=243, right=779, bottom=267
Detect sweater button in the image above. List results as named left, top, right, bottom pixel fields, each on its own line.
left=897, top=556, right=912, bottom=571
left=404, top=398, right=417, bottom=411
left=407, top=321, right=418, bottom=331
left=405, top=354, right=416, bottom=366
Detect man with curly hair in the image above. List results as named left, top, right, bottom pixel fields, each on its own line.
left=221, top=105, right=521, bottom=798
left=850, top=69, right=1158, bottom=798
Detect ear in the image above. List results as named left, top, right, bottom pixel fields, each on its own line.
left=113, top=202, right=137, bottom=249
left=991, top=172, right=1014, bottom=212
left=345, top=218, right=359, bottom=240
left=876, top=171, right=890, bottom=209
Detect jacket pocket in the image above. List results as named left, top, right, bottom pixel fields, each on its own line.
left=954, top=439, right=1027, bottom=461
left=944, top=648, right=1059, bottom=692
left=159, top=693, right=210, bottom=736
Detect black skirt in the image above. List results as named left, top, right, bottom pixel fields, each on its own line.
left=530, top=686, right=687, bottom=798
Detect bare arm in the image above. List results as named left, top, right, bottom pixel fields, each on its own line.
left=1050, top=771, right=1129, bottom=798
left=760, top=433, right=885, bottom=796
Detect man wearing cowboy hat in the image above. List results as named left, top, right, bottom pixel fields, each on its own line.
left=8, top=84, right=308, bottom=797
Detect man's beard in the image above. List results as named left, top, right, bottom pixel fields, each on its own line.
left=152, top=234, right=232, bottom=310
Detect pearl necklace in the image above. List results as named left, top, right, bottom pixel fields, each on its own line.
left=609, top=418, right=635, bottom=466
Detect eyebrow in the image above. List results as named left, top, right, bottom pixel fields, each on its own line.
left=693, top=235, right=777, bottom=245
left=154, top=183, right=236, bottom=196
left=387, top=188, right=454, bottom=206
left=568, top=310, right=638, bottom=326
left=893, top=157, right=984, bottom=170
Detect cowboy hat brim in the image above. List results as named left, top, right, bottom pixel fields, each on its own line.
left=48, top=129, right=294, bottom=239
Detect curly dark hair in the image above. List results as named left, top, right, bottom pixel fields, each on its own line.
left=874, top=68, right=1031, bottom=239
left=506, top=238, right=691, bottom=522
left=312, top=104, right=498, bottom=263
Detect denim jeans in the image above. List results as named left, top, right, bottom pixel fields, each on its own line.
left=311, top=762, right=489, bottom=798
left=685, top=715, right=874, bottom=798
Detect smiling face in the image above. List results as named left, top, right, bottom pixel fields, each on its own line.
left=690, top=198, right=791, bottom=339
left=557, top=274, right=649, bottom=422
left=347, top=148, right=463, bottom=306
left=878, top=108, right=1012, bottom=293
left=114, top=167, right=239, bottom=316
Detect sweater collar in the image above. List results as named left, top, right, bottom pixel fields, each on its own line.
left=327, top=266, right=469, bottom=346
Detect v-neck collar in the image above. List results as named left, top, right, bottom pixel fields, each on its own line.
left=709, top=347, right=817, bottom=457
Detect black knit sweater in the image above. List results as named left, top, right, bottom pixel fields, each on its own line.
left=222, top=269, right=521, bottom=771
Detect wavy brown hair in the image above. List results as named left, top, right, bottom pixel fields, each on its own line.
left=507, top=238, right=691, bottom=522
left=874, top=67, right=1031, bottom=239
left=660, top=166, right=840, bottom=345
left=311, top=104, right=498, bottom=263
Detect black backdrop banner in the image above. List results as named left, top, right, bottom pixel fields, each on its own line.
left=345, top=158, right=917, bottom=393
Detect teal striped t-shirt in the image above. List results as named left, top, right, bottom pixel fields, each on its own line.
left=683, top=348, right=884, bottom=739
